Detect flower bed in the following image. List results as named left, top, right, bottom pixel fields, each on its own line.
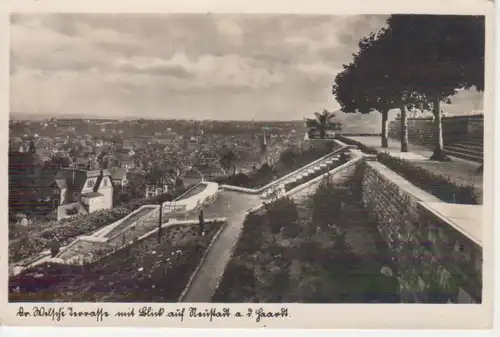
left=9, top=221, right=224, bottom=302
left=213, top=177, right=395, bottom=303
left=9, top=188, right=190, bottom=264
left=336, top=136, right=480, bottom=205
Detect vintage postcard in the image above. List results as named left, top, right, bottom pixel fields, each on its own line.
left=0, top=0, right=495, bottom=330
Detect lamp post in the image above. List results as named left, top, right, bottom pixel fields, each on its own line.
left=158, top=200, right=163, bottom=244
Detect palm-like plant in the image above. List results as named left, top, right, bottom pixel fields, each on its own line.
left=306, top=109, right=337, bottom=139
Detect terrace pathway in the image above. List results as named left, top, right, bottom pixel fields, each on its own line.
left=180, top=190, right=261, bottom=302
left=346, top=136, right=483, bottom=199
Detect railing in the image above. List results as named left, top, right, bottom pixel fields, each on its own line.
left=248, top=144, right=367, bottom=212
left=219, top=145, right=357, bottom=194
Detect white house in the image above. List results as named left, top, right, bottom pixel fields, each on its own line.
left=54, top=168, right=113, bottom=220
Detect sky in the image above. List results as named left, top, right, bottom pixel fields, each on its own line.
left=10, top=14, right=483, bottom=121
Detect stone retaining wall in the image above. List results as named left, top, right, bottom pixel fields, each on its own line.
left=361, top=161, right=482, bottom=303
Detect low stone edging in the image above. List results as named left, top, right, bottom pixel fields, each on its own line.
left=163, top=182, right=219, bottom=213
left=177, top=219, right=228, bottom=302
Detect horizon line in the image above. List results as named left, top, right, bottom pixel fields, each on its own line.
left=9, top=113, right=309, bottom=123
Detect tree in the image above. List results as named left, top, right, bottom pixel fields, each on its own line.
left=264, top=197, right=299, bottom=235
left=231, top=173, right=250, bottom=186
left=125, top=171, right=147, bottom=199
left=333, top=19, right=433, bottom=152
left=219, top=149, right=238, bottom=176
left=138, top=149, right=187, bottom=194
left=333, top=60, right=392, bottom=148
left=306, top=109, right=337, bottom=139
left=385, top=15, right=485, bottom=161
left=279, top=148, right=298, bottom=168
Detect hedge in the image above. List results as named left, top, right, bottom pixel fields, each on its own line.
left=336, top=136, right=480, bottom=205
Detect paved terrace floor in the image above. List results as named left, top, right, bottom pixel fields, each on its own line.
left=346, top=136, right=483, bottom=200
left=181, top=190, right=262, bottom=302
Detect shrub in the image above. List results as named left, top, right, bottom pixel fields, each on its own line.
left=232, top=173, right=250, bottom=186
left=295, top=273, right=338, bottom=303
left=323, top=230, right=360, bottom=278
left=347, top=163, right=365, bottom=201
left=298, top=240, right=324, bottom=263
left=266, top=267, right=291, bottom=301
left=279, top=149, right=298, bottom=168
left=264, top=197, right=299, bottom=235
left=234, top=212, right=265, bottom=255
left=311, top=175, right=344, bottom=229
left=212, top=262, right=257, bottom=303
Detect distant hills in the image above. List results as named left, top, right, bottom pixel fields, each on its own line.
left=10, top=88, right=483, bottom=127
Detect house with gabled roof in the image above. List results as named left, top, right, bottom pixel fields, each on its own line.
left=53, top=168, right=113, bottom=220
left=109, top=167, right=128, bottom=187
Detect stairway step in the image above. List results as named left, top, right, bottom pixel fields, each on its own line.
left=443, top=148, right=483, bottom=163
left=444, top=145, right=483, bottom=157
left=444, top=141, right=483, bottom=149
left=451, top=138, right=483, bottom=146
left=444, top=143, right=483, bottom=153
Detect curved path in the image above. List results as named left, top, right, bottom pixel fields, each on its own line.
left=181, top=145, right=358, bottom=302
left=181, top=190, right=261, bottom=302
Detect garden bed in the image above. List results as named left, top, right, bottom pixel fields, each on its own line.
left=9, top=221, right=225, bottom=302
left=9, top=188, right=191, bottom=264
left=213, top=174, right=398, bottom=303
